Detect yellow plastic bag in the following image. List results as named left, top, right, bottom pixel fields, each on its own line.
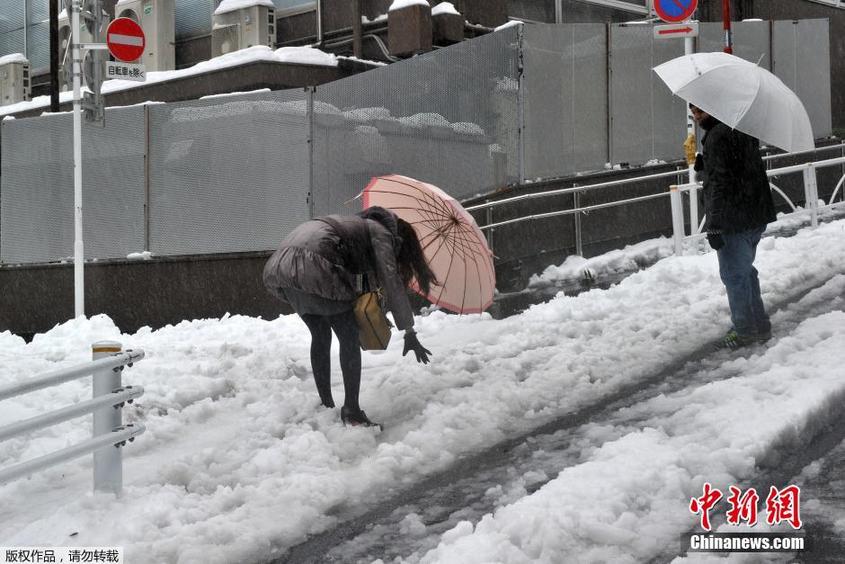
left=354, top=291, right=392, bottom=350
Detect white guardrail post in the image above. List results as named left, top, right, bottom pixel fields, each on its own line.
left=92, top=341, right=124, bottom=495
left=803, top=163, right=820, bottom=228
left=669, top=185, right=686, bottom=255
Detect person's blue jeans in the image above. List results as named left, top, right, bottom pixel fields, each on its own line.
left=717, top=226, right=771, bottom=337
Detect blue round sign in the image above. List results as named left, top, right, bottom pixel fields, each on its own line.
left=654, top=0, right=697, bottom=23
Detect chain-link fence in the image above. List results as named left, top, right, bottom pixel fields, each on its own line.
left=0, top=21, right=832, bottom=264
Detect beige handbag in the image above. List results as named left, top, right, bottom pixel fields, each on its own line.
left=353, top=290, right=392, bottom=350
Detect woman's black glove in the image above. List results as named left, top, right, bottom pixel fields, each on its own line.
left=694, top=153, right=704, bottom=172
left=403, top=331, right=432, bottom=364
left=706, top=232, right=724, bottom=251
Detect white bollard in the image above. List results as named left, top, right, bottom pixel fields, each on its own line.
left=803, top=164, right=819, bottom=228
left=92, top=341, right=123, bottom=495
left=669, top=185, right=686, bottom=256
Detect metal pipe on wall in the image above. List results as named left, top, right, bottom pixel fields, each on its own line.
left=50, top=0, right=60, bottom=112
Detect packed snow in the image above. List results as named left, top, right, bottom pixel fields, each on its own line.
left=213, top=0, right=276, bottom=16
left=0, top=53, right=28, bottom=66
left=431, top=2, right=460, bottom=17
left=389, top=0, right=430, bottom=12
left=1, top=218, right=844, bottom=563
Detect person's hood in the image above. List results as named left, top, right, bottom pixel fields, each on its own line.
left=357, top=206, right=402, bottom=253
left=699, top=114, right=721, bottom=131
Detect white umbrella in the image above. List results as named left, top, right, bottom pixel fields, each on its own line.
left=653, top=52, right=815, bottom=153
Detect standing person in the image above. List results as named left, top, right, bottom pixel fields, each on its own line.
left=263, top=206, right=436, bottom=427
left=690, top=104, right=777, bottom=349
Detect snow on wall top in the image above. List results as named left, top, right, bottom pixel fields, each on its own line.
left=214, top=0, right=276, bottom=16
left=389, top=0, right=430, bottom=12
left=432, top=2, right=459, bottom=16
left=0, top=53, right=28, bottom=66
left=0, top=45, right=340, bottom=117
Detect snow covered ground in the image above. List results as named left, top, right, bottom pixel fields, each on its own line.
left=1, top=218, right=844, bottom=563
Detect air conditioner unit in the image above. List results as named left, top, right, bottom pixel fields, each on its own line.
left=58, top=8, right=108, bottom=91
left=212, top=1, right=276, bottom=58
left=0, top=55, right=31, bottom=106
left=114, top=0, right=176, bottom=71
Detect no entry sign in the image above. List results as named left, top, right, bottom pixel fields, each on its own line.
left=654, top=0, right=698, bottom=23
left=106, top=18, right=146, bottom=62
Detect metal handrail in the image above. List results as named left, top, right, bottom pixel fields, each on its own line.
left=0, top=349, right=145, bottom=401
left=0, top=342, right=146, bottom=495
left=0, top=386, right=144, bottom=443
left=468, top=143, right=845, bottom=216
left=669, top=155, right=845, bottom=254
left=0, top=424, right=146, bottom=486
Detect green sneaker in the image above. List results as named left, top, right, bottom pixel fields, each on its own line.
left=716, top=329, right=756, bottom=350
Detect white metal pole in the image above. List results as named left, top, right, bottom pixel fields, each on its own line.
left=670, top=186, right=685, bottom=255
left=685, top=35, right=698, bottom=233
left=72, top=0, right=85, bottom=318
left=92, top=341, right=124, bottom=495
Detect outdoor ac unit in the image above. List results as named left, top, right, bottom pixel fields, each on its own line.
left=58, top=8, right=108, bottom=91
left=114, top=0, right=176, bottom=71
left=0, top=55, right=31, bottom=106
left=212, top=1, right=276, bottom=58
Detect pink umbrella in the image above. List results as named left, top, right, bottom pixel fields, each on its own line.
left=362, top=174, right=496, bottom=314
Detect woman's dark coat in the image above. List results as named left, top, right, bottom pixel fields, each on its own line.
left=699, top=120, right=777, bottom=234
left=263, top=208, right=415, bottom=331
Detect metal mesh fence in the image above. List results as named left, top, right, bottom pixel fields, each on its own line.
left=311, top=26, right=521, bottom=216
left=1, top=106, right=146, bottom=263
left=522, top=19, right=833, bottom=181
left=523, top=23, right=608, bottom=179
left=0, top=20, right=834, bottom=264
left=772, top=19, right=833, bottom=138
left=147, top=89, right=311, bottom=256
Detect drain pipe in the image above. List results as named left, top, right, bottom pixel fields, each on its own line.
left=315, top=0, right=323, bottom=46
left=352, top=0, right=363, bottom=58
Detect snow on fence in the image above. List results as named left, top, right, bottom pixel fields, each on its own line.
left=0, top=342, right=146, bottom=495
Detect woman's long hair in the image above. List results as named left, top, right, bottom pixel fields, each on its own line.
left=396, top=218, right=437, bottom=295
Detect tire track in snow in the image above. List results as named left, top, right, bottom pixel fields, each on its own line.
left=273, top=275, right=845, bottom=564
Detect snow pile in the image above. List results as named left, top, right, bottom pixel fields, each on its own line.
left=0, top=46, right=342, bottom=118
left=389, top=0, right=430, bottom=12
left=0, top=220, right=844, bottom=562
left=432, top=2, right=460, bottom=16
left=0, top=53, right=28, bottom=66
left=415, top=301, right=845, bottom=563
left=213, top=0, right=275, bottom=16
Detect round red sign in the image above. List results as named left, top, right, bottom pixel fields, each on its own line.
left=654, top=0, right=698, bottom=23
left=106, top=17, right=146, bottom=62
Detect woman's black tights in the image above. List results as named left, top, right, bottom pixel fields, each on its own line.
left=300, top=310, right=361, bottom=410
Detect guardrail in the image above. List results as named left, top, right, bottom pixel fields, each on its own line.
left=0, top=341, right=146, bottom=495
left=670, top=155, right=845, bottom=254
left=468, top=143, right=845, bottom=256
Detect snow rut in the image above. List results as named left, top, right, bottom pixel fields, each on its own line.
left=274, top=274, right=845, bottom=564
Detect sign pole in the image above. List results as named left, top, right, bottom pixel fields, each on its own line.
left=722, top=0, right=733, bottom=54
left=685, top=33, right=697, bottom=226
left=72, top=0, right=85, bottom=318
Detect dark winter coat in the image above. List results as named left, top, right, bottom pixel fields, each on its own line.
left=699, top=120, right=776, bottom=234
left=263, top=208, right=415, bottom=331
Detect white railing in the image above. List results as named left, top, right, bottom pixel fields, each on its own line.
left=670, top=155, right=845, bottom=254
left=468, top=143, right=845, bottom=256
left=0, top=342, right=146, bottom=496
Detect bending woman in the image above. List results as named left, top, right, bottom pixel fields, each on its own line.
left=263, top=206, right=436, bottom=428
